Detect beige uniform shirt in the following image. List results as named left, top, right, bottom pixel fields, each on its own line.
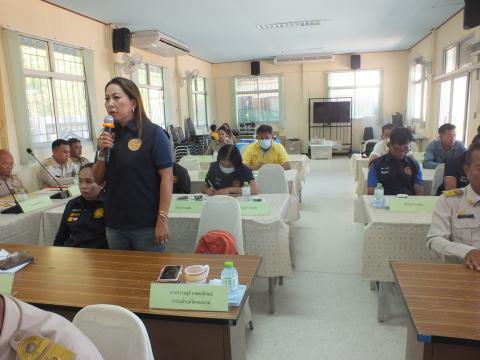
left=426, top=185, right=480, bottom=261
left=0, top=175, right=24, bottom=198
left=70, top=156, right=90, bottom=168
left=38, top=158, right=78, bottom=187
left=0, top=295, right=103, bottom=360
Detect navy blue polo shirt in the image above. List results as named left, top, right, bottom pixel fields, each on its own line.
left=444, top=151, right=469, bottom=189
left=104, top=119, right=173, bottom=230
left=205, top=162, right=254, bottom=190
left=368, top=153, right=423, bottom=195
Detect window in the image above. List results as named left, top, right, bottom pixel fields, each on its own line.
left=20, top=36, right=90, bottom=145
left=410, top=63, right=428, bottom=122
left=235, top=76, right=280, bottom=124
left=328, top=70, right=381, bottom=119
left=136, top=63, right=166, bottom=128
left=191, top=77, right=208, bottom=128
left=443, top=36, right=475, bottom=74
left=438, top=75, right=469, bottom=142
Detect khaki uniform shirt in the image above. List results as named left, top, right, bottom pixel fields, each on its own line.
left=0, top=295, right=103, bottom=360
left=70, top=156, right=90, bottom=168
left=426, top=185, right=480, bottom=261
left=38, top=158, right=78, bottom=187
left=0, top=175, right=24, bottom=198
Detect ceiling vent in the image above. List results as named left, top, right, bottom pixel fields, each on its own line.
left=132, top=31, right=190, bottom=57
left=273, top=53, right=335, bottom=64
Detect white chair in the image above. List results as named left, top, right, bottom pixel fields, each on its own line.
left=173, top=145, right=190, bottom=163
left=431, top=163, right=445, bottom=196
left=178, top=155, right=201, bottom=171
left=257, top=164, right=288, bottom=194
left=72, top=304, right=154, bottom=360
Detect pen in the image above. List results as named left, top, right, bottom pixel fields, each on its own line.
left=207, top=179, right=216, bottom=190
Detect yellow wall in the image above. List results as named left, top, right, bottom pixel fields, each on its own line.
left=0, top=0, right=213, bottom=188
left=212, top=51, right=409, bottom=151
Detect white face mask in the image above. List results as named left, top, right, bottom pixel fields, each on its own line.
left=219, top=164, right=235, bottom=174
left=259, top=139, right=272, bottom=150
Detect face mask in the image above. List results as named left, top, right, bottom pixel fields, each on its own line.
left=219, top=164, right=235, bottom=174
left=384, top=138, right=390, bottom=146
left=259, top=139, right=272, bottom=150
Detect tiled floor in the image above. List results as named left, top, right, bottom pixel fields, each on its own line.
left=247, top=156, right=409, bottom=360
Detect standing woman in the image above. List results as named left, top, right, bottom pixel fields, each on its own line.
left=93, top=77, right=173, bottom=251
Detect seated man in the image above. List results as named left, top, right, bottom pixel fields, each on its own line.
left=54, top=164, right=107, bottom=248
left=38, top=139, right=78, bottom=187
left=67, top=138, right=89, bottom=168
left=368, top=127, right=424, bottom=196
left=0, top=149, right=25, bottom=197
left=173, top=163, right=191, bottom=194
left=243, top=124, right=291, bottom=170
left=423, top=123, right=466, bottom=169
left=368, top=124, right=395, bottom=166
left=426, top=142, right=480, bottom=269
left=0, top=295, right=102, bottom=359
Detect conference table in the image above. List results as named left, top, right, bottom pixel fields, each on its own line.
left=358, top=195, right=439, bottom=322
left=6, top=244, right=261, bottom=360
left=350, top=154, right=369, bottom=182
left=392, top=262, right=480, bottom=360
left=41, top=194, right=299, bottom=313
left=193, top=154, right=310, bottom=183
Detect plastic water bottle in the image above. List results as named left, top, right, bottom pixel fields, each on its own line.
left=221, top=261, right=239, bottom=302
left=242, top=182, right=251, bottom=201
left=373, top=183, right=384, bottom=208
left=18, top=188, right=28, bottom=202
left=213, top=152, right=218, bottom=161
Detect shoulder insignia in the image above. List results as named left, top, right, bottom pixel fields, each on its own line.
left=93, top=207, right=104, bottom=219
left=16, top=335, right=75, bottom=360
left=442, top=188, right=464, bottom=197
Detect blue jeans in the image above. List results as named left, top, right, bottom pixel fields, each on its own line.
left=106, top=227, right=165, bottom=252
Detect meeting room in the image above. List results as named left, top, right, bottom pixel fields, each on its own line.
left=0, top=0, right=479, bottom=359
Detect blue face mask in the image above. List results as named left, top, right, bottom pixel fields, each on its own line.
left=219, top=164, right=235, bottom=174
left=259, top=139, right=272, bottom=150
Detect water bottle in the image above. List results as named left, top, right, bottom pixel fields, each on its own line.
left=221, top=261, right=239, bottom=302
left=373, top=183, right=384, bottom=208
left=213, top=151, right=218, bottom=161
left=18, top=188, right=28, bottom=202
left=242, top=182, right=251, bottom=201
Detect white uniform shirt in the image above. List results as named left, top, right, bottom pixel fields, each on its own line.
left=426, top=185, right=480, bottom=261
left=0, top=175, right=23, bottom=198
left=0, top=295, right=103, bottom=359
left=38, top=157, right=78, bottom=187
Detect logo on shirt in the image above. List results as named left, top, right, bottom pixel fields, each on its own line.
left=128, top=138, right=142, bottom=151
left=404, top=166, right=412, bottom=176
left=173, top=176, right=178, bottom=184
left=67, top=209, right=82, bottom=222
left=93, top=208, right=105, bottom=219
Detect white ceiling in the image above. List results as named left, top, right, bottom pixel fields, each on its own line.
left=46, top=0, right=464, bottom=63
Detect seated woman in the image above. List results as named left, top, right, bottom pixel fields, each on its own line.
left=54, top=164, right=108, bottom=248
left=205, top=126, right=232, bottom=155
left=202, top=144, right=258, bottom=196
left=173, top=162, right=191, bottom=194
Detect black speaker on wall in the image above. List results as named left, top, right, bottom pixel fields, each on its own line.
left=251, top=61, right=260, bottom=76
left=112, top=28, right=131, bottom=53
left=464, top=0, right=480, bottom=30
left=351, top=55, right=361, bottom=70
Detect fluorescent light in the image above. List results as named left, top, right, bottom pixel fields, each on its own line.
left=257, top=20, right=322, bottom=30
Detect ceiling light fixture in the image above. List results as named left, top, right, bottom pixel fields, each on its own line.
left=257, top=19, right=322, bottom=30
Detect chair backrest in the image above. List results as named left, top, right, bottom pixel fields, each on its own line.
left=174, top=145, right=190, bottom=162
left=363, top=127, right=374, bottom=141
left=185, top=117, right=196, bottom=138
left=195, top=230, right=238, bottom=255
left=177, top=127, right=186, bottom=143
left=72, top=304, right=154, bottom=360
left=362, top=139, right=378, bottom=158
left=178, top=155, right=201, bottom=171
left=195, top=195, right=244, bottom=254
left=431, top=163, right=445, bottom=196
left=257, top=164, right=288, bottom=194
left=409, top=141, right=419, bottom=153
left=169, top=124, right=180, bottom=144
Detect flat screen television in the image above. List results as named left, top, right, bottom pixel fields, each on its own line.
left=313, top=101, right=350, bottom=124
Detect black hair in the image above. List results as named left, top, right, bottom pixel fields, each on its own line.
left=438, top=123, right=456, bottom=134
left=52, top=139, right=69, bottom=151
left=257, top=124, right=273, bottom=135
left=210, top=124, right=217, bottom=132
left=382, top=124, right=395, bottom=134
left=217, top=125, right=232, bottom=137
left=217, top=144, right=242, bottom=168
left=466, top=142, right=480, bottom=166
left=67, top=138, right=80, bottom=146
left=389, top=127, right=413, bottom=146
left=79, top=163, right=93, bottom=173
left=477, top=125, right=480, bottom=135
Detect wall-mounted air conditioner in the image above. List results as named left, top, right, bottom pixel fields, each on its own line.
left=132, top=30, right=190, bottom=57
left=273, top=53, right=335, bottom=65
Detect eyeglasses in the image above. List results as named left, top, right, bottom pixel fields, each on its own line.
left=391, top=145, right=411, bottom=153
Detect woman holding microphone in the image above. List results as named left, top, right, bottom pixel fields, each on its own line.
left=93, top=77, right=173, bottom=251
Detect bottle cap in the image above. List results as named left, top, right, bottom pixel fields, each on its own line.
left=224, top=261, right=234, bottom=268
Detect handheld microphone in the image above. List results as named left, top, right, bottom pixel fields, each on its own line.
left=26, top=148, right=69, bottom=200
left=102, top=115, right=115, bottom=163
left=0, top=177, right=22, bottom=214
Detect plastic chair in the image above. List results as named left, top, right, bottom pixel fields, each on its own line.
left=178, top=155, right=201, bottom=171
left=431, top=163, right=445, bottom=196
left=169, top=124, right=180, bottom=145
left=174, top=145, right=190, bottom=163
left=72, top=304, right=154, bottom=360
left=362, top=139, right=379, bottom=158
left=257, top=164, right=288, bottom=194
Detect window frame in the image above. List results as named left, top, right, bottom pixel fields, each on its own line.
left=20, top=34, right=92, bottom=147
left=135, top=62, right=167, bottom=128
left=234, top=75, right=281, bottom=125
left=410, top=63, right=429, bottom=123
left=190, top=77, right=209, bottom=128
left=443, top=35, right=475, bottom=74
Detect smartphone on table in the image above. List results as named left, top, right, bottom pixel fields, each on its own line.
left=156, top=265, right=182, bottom=282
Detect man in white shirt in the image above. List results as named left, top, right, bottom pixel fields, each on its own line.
left=368, top=124, right=418, bottom=166
left=426, top=142, right=480, bottom=269
left=38, top=139, right=78, bottom=187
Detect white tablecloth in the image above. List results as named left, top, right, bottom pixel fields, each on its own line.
left=360, top=195, right=439, bottom=282
left=41, top=194, right=299, bottom=278
left=350, top=154, right=369, bottom=182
